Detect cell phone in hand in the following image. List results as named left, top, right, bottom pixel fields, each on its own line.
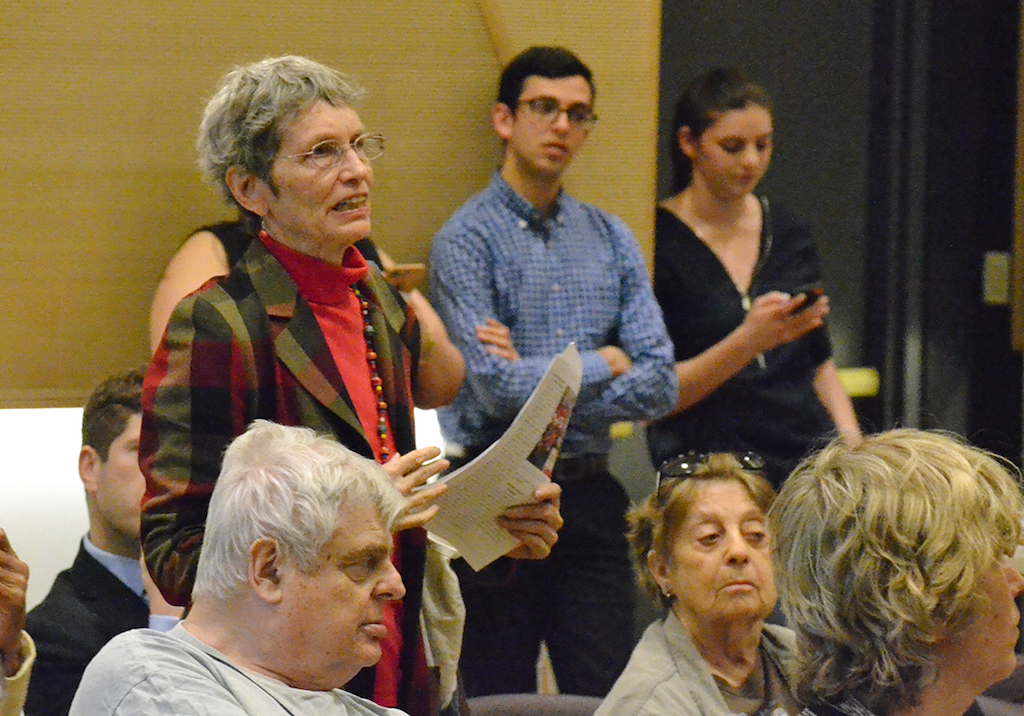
left=790, top=285, right=824, bottom=313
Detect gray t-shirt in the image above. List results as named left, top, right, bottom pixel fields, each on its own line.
left=69, top=624, right=406, bottom=716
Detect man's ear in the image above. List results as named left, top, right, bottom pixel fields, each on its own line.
left=225, top=166, right=272, bottom=218
left=78, top=445, right=102, bottom=495
left=249, top=538, right=285, bottom=604
left=492, top=103, right=515, bottom=142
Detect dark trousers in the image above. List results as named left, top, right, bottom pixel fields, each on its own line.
left=449, top=453, right=635, bottom=697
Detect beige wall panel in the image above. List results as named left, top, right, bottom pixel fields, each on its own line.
left=1, top=0, right=660, bottom=405
left=1, top=1, right=500, bottom=405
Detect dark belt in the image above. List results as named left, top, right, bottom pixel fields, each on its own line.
left=551, top=453, right=608, bottom=483
left=451, top=446, right=607, bottom=484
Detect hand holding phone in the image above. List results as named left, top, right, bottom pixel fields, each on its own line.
left=790, top=285, right=824, bottom=314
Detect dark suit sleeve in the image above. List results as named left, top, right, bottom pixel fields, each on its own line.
left=23, top=605, right=84, bottom=716
left=139, top=288, right=260, bottom=606
left=24, top=551, right=148, bottom=716
left=23, top=643, right=82, bottom=716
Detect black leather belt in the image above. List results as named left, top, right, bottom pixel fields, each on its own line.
left=551, top=454, right=608, bottom=483
left=449, top=446, right=608, bottom=484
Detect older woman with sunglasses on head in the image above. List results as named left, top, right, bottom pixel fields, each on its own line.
left=771, top=429, right=1024, bottom=716
left=597, top=453, right=799, bottom=716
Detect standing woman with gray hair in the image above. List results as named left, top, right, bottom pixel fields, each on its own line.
left=141, top=55, right=563, bottom=716
left=770, top=429, right=1024, bottom=716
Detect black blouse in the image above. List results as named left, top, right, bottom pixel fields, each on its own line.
left=647, top=198, right=834, bottom=487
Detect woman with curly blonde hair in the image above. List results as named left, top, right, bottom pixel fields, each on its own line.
left=597, top=453, right=799, bottom=716
left=770, top=428, right=1024, bottom=716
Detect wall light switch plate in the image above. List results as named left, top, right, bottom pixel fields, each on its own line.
left=983, top=251, right=1010, bottom=306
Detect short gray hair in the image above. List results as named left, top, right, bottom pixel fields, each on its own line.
left=770, top=429, right=1024, bottom=715
left=193, top=420, right=404, bottom=600
left=196, top=55, right=365, bottom=208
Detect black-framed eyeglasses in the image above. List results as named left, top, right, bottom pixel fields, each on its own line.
left=518, top=97, right=598, bottom=129
left=279, top=134, right=385, bottom=170
left=656, top=451, right=766, bottom=487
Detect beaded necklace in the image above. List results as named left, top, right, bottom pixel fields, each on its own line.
left=352, top=285, right=391, bottom=461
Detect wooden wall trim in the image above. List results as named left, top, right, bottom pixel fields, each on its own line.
left=1012, top=0, right=1024, bottom=351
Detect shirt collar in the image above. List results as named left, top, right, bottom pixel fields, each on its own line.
left=489, top=172, right=566, bottom=230
left=258, top=230, right=368, bottom=306
left=82, top=535, right=144, bottom=598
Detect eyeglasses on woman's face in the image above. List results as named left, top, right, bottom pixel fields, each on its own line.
left=279, top=134, right=385, bottom=171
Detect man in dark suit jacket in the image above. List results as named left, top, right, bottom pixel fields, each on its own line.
left=25, top=369, right=180, bottom=716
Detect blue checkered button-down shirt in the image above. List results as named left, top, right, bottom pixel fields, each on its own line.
left=429, top=173, right=678, bottom=455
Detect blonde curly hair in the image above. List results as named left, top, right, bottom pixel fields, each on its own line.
left=770, top=429, right=1024, bottom=715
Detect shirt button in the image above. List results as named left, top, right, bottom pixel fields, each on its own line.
left=555, top=329, right=564, bottom=337
left=552, top=284, right=561, bottom=292
left=518, top=219, right=528, bottom=229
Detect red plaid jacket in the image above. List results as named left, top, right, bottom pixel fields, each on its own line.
left=140, top=238, right=428, bottom=706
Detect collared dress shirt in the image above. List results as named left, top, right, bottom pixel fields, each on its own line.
left=430, top=173, right=677, bottom=456
left=81, top=537, right=178, bottom=633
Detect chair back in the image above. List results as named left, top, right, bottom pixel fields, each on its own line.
left=466, top=693, right=603, bottom=716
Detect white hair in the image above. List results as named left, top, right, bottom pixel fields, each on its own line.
left=192, top=420, right=405, bottom=600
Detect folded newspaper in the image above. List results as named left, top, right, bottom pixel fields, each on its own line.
left=426, top=343, right=583, bottom=570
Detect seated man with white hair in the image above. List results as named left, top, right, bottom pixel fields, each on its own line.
left=70, top=420, right=410, bottom=715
